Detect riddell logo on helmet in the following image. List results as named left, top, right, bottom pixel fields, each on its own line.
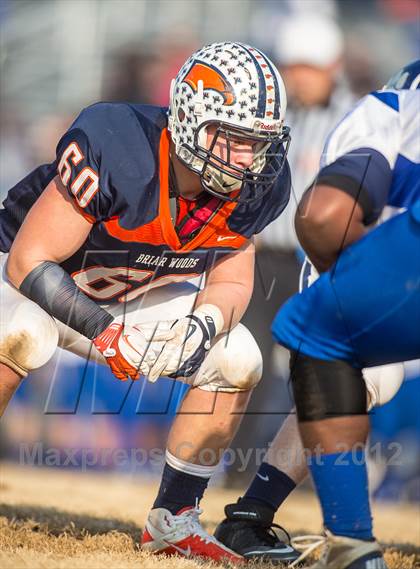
left=253, top=120, right=282, bottom=132
left=254, top=121, right=277, bottom=131
left=182, top=61, right=236, bottom=106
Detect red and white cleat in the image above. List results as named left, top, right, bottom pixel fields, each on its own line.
left=141, top=505, right=244, bottom=563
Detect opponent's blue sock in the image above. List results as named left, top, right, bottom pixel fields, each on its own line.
left=241, top=462, right=296, bottom=512
left=153, top=462, right=209, bottom=514
left=308, top=450, right=373, bottom=540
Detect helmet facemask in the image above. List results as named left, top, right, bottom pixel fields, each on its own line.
left=177, top=120, right=291, bottom=204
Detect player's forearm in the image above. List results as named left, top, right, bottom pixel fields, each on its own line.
left=195, top=240, right=254, bottom=332
left=5, top=175, right=114, bottom=339
left=196, top=280, right=252, bottom=332
left=9, top=259, right=113, bottom=340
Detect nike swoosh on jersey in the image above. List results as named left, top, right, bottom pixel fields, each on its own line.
left=217, top=235, right=237, bottom=242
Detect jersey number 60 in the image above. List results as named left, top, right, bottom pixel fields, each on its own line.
left=58, top=142, right=99, bottom=208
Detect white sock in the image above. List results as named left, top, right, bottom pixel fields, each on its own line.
left=165, top=449, right=220, bottom=479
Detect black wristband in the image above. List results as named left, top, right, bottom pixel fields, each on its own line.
left=20, top=261, right=114, bottom=339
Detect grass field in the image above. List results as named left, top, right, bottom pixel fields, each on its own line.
left=0, top=462, right=419, bottom=568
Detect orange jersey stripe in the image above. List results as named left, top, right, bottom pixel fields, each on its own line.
left=103, top=129, right=174, bottom=246
left=103, top=128, right=247, bottom=250
left=103, top=215, right=167, bottom=245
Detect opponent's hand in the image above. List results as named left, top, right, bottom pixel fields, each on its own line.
left=148, top=305, right=224, bottom=382
left=93, top=321, right=160, bottom=381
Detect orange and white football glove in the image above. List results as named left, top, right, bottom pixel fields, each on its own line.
left=93, top=321, right=161, bottom=381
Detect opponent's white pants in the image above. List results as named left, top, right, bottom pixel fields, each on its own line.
left=0, top=253, right=262, bottom=392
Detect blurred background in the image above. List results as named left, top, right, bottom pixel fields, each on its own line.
left=1, top=0, right=419, bottom=503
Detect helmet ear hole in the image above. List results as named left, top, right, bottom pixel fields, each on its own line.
left=178, top=108, right=186, bottom=122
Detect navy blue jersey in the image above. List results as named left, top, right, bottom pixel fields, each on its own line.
left=0, top=103, right=290, bottom=303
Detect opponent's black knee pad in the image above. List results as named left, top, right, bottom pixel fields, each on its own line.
left=290, top=351, right=367, bottom=422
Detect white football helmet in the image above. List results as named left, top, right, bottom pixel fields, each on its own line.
left=168, top=42, right=291, bottom=203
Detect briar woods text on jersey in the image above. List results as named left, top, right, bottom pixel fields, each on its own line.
left=135, top=253, right=201, bottom=269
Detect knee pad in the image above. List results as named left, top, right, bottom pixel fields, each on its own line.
left=290, top=351, right=367, bottom=421
left=0, top=299, right=59, bottom=377
left=363, top=362, right=405, bottom=410
left=195, top=323, right=263, bottom=392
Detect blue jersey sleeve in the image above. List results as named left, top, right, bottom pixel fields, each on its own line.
left=56, top=126, right=112, bottom=221
left=56, top=103, right=149, bottom=222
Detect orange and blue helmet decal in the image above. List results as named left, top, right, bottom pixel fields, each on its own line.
left=181, top=60, right=236, bottom=106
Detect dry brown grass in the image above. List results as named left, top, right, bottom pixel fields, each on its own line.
left=0, top=462, right=419, bottom=568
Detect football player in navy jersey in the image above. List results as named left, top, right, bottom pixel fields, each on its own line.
left=0, top=42, right=292, bottom=561
left=215, top=61, right=420, bottom=568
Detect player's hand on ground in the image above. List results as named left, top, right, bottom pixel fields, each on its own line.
left=93, top=321, right=161, bottom=381
left=148, top=305, right=223, bottom=382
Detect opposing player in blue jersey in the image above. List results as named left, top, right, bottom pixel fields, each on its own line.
left=273, top=63, right=420, bottom=568
left=215, top=61, right=420, bottom=568
left=0, top=42, right=292, bottom=562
